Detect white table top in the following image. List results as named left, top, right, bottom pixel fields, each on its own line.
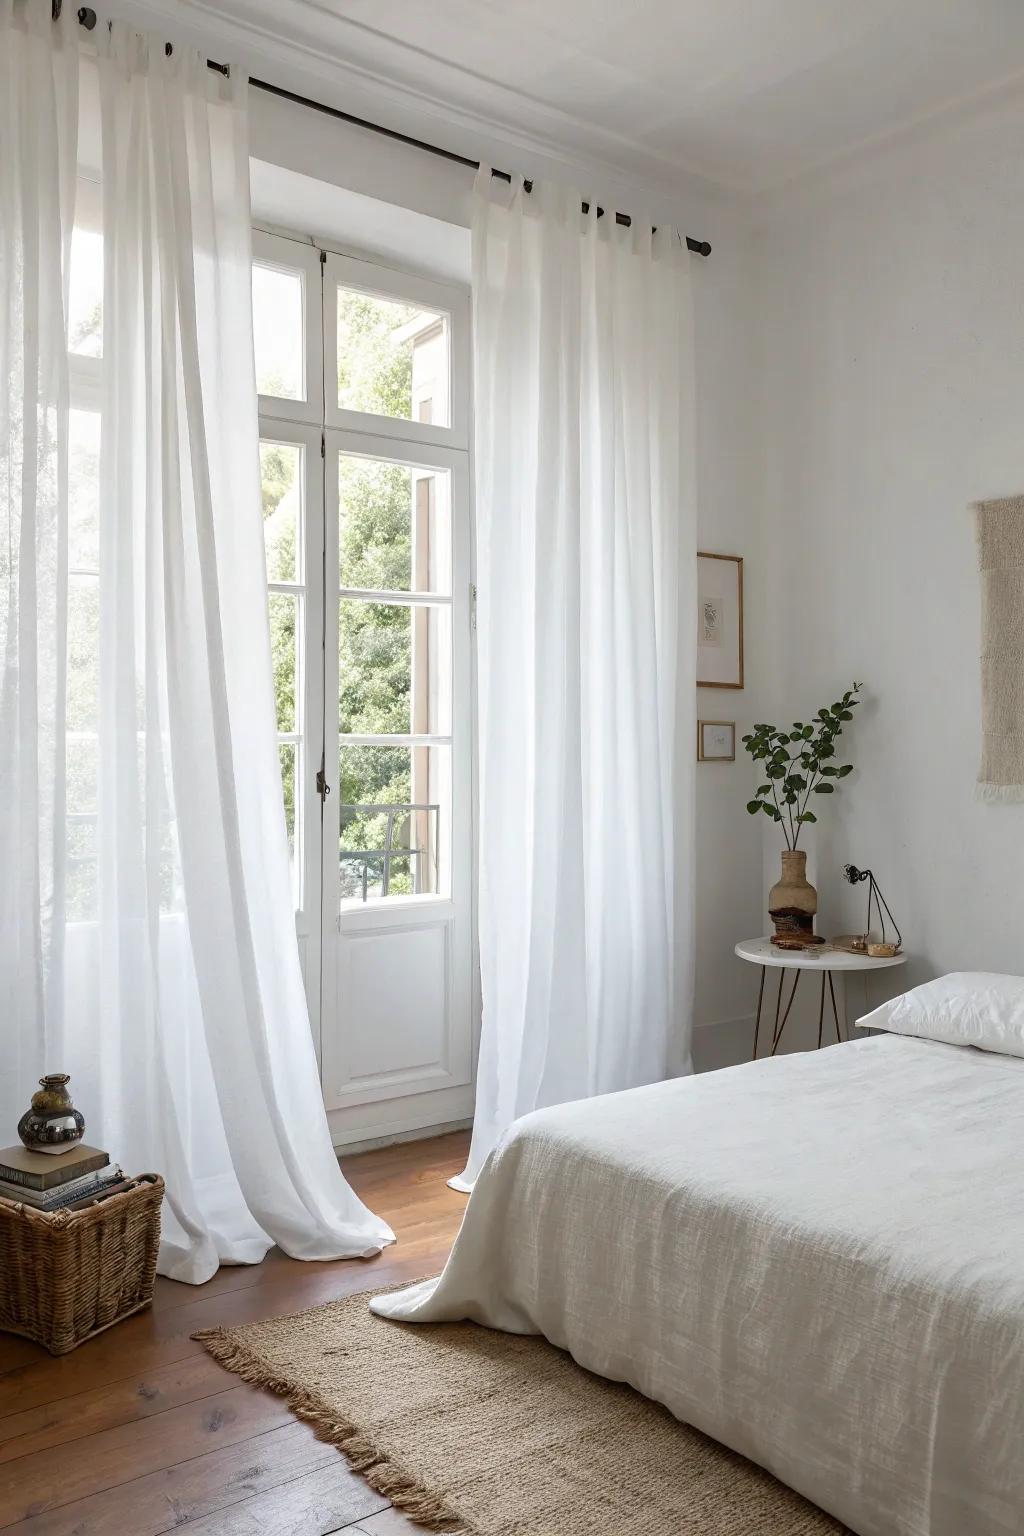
left=735, top=937, right=908, bottom=972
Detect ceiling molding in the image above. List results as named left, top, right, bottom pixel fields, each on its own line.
left=752, top=57, right=1024, bottom=205
left=174, top=0, right=734, bottom=203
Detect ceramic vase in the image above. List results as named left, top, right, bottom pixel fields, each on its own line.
left=768, top=849, right=817, bottom=937
left=17, top=1074, right=86, bottom=1155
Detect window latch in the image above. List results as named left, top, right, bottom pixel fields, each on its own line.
left=316, top=766, right=331, bottom=801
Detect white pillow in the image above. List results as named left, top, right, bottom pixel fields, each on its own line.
left=857, top=972, right=1024, bottom=1059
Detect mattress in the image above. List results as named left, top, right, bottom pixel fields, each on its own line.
left=371, top=1035, right=1024, bottom=1536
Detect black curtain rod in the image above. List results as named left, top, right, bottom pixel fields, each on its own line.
left=68, top=4, right=711, bottom=257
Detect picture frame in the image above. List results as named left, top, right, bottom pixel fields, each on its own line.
left=697, top=720, right=736, bottom=762
left=697, top=552, right=743, bottom=689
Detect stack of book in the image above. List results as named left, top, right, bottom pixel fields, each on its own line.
left=0, top=1144, right=129, bottom=1213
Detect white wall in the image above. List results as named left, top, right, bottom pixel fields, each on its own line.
left=751, top=83, right=1024, bottom=1021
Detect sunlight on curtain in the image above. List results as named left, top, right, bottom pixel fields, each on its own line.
left=456, top=169, right=697, bottom=1189
left=0, top=6, right=392, bottom=1280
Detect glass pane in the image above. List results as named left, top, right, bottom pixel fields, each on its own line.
left=337, top=287, right=449, bottom=427
left=340, top=744, right=449, bottom=902
left=67, top=577, right=100, bottom=732
left=339, top=455, right=450, bottom=594
left=340, top=601, right=451, bottom=736
left=268, top=591, right=299, bottom=733
left=67, top=817, right=98, bottom=922
left=68, top=226, right=103, bottom=357
left=66, top=735, right=97, bottom=816
left=279, top=741, right=300, bottom=911
left=69, top=408, right=100, bottom=571
left=261, top=441, right=301, bottom=583
left=253, top=263, right=304, bottom=400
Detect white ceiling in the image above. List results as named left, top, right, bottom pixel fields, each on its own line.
left=184, top=0, right=1024, bottom=193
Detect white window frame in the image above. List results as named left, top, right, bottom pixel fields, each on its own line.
left=325, top=429, right=472, bottom=922
left=256, top=418, right=325, bottom=1009
left=253, top=230, right=324, bottom=428
left=323, top=251, right=470, bottom=452
left=254, top=228, right=473, bottom=1092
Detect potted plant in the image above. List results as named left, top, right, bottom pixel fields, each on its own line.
left=743, top=684, right=861, bottom=937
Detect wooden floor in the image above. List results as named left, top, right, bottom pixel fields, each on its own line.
left=0, top=1131, right=471, bottom=1535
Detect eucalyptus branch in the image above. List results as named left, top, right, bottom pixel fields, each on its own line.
left=771, top=776, right=792, bottom=850
left=743, top=685, right=861, bottom=850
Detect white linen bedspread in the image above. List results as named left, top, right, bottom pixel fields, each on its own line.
left=371, top=1035, right=1024, bottom=1536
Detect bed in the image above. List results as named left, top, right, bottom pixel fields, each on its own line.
left=371, top=1031, right=1024, bottom=1536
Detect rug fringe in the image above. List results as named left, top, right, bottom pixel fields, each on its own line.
left=976, top=780, right=1024, bottom=803
left=193, top=1326, right=476, bottom=1535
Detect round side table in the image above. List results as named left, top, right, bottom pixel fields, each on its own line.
left=735, top=938, right=907, bottom=1060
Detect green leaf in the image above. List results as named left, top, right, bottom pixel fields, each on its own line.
left=838, top=710, right=853, bottom=721
left=757, top=784, right=771, bottom=795
left=837, top=763, right=853, bottom=777
left=747, top=801, right=762, bottom=814
left=796, top=811, right=817, bottom=824
left=813, top=782, right=834, bottom=793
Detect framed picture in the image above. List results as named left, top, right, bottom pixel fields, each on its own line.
left=697, top=720, right=736, bottom=761
left=697, top=552, right=743, bottom=689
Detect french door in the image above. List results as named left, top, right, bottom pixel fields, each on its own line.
left=253, top=231, right=474, bottom=1145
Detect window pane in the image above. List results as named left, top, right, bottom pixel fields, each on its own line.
left=67, top=577, right=100, bottom=732
left=268, top=591, right=299, bottom=733
left=68, top=226, right=103, bottom=357
left=340, top=601, right=451, bottom=736
left=279, top=741, right=300, bottom=910
left=261, top=441, right=301, bottom=583
left=340, top=744, right=449, bottom=902
left=69, top=408, right=100, bottom=571
left=253, top=263, right=303, bottom=400
left=339, top=455, right=450, bottom=594
left=67, top=817, right=98, bottom=921
left=337, top=287, right=449, bottom=427
left=66, top=735, right=97, bottom=816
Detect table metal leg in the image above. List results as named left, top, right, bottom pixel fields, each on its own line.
left=751, top=966, right=767, bottom=1060
left=828, top=971, right=842, bottom=1043
left=771, top=969, right=801, bottom=1055
left=816, top=971, right=826, bottom=1049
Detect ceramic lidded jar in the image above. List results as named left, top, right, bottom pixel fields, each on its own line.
left=768, top=850, right=817, bottom=937
left=17, top=1074, right=86, bottom=1155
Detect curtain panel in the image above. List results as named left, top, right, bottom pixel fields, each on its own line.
left=0, top=7, right=392, bottom=1280
left=458, top=170, right=697, bottom=1188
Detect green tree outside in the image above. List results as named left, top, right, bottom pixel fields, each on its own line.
left=262, top=290, right=426, bottom=898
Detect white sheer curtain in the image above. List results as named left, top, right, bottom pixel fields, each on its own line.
left=457, top=169, right=697, bottom=1189
left=0, top=7, right=392, bottom=1281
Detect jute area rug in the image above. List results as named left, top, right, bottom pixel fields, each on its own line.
left=195, top=1283, right=848, bottom=1536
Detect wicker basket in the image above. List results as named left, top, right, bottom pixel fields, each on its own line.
left=0, top=1174, right=164, bottom=1355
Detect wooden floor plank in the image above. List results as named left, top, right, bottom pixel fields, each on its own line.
left=0, top=1354, right=231, bottom=1462
left=2, top=1421, right=340, bottom=1536
left=344, top=1509, right=424, bottom=1535
left=0, top=1130, right=470, bottom=1536
left=0, top=1383, right=295, bottom=1526
left=155, top=1462, right=387, bottom=1536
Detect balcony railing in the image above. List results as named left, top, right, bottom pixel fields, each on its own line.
left=340, top=801, right=440, bottom=901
